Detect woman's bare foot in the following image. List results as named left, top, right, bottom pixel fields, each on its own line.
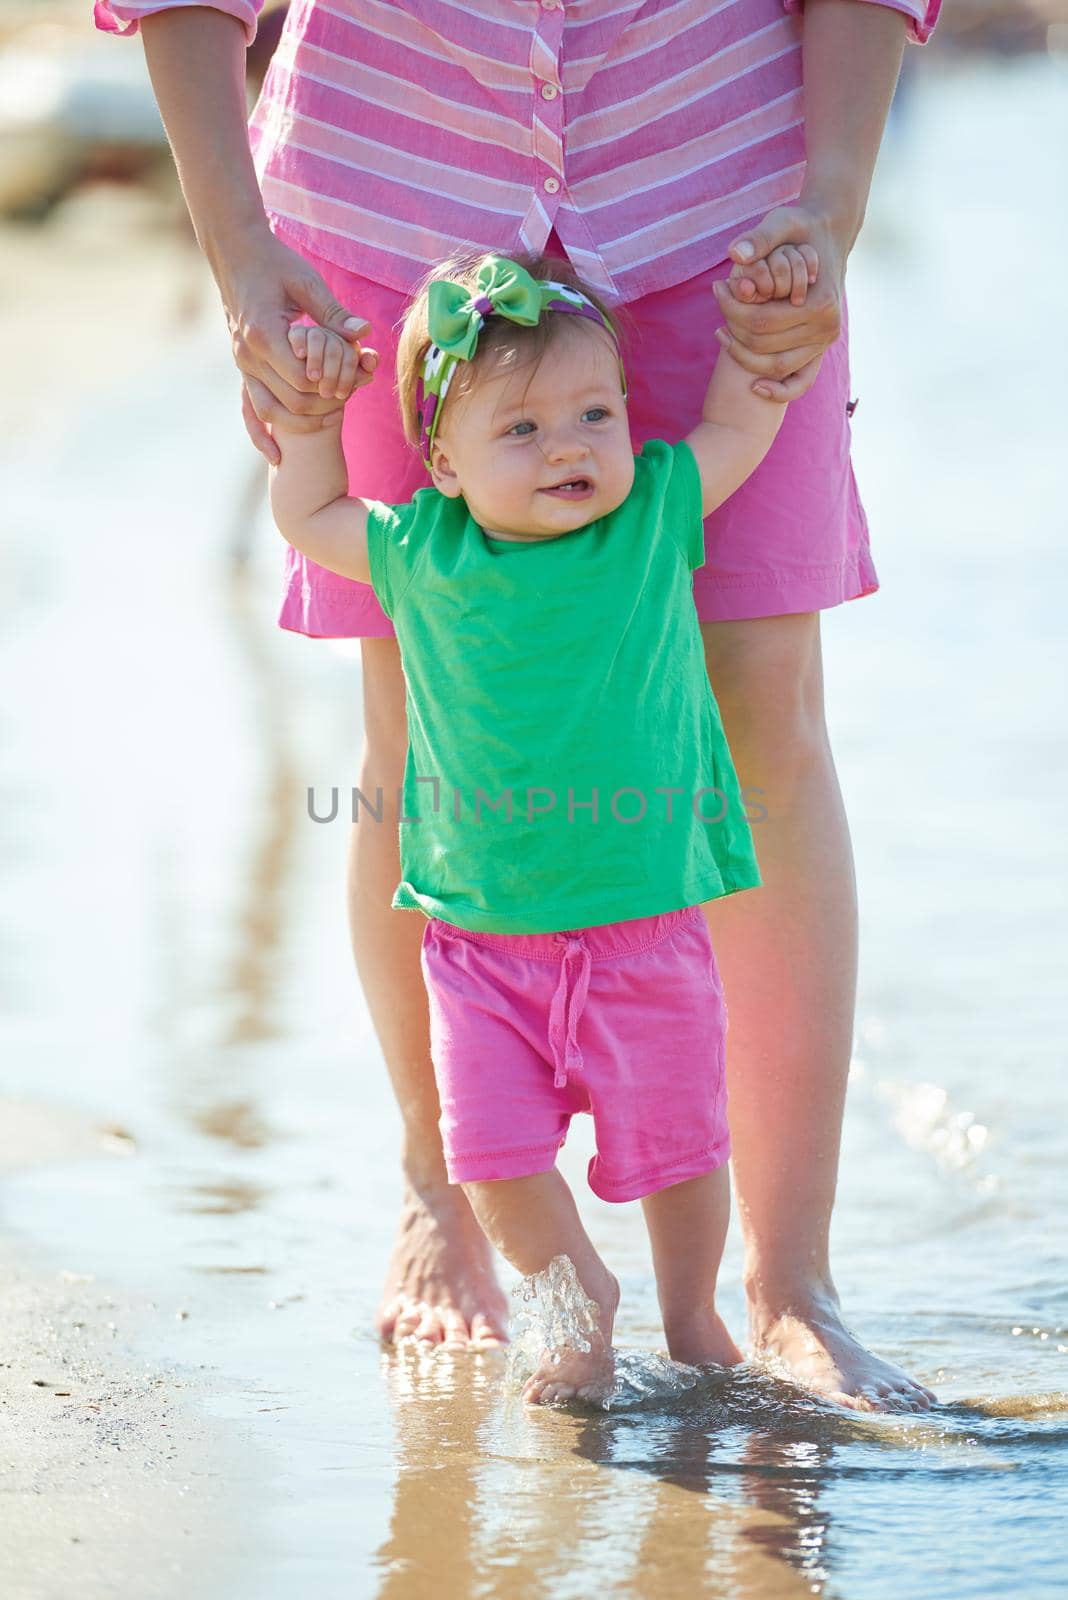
left=523, top=1273, right=619, bottom=1406
left=663, top=1305, right=745, bottom=1369
left=377, top=1181, right=510, bottom=1350
left=747, top=1281, right=938, bottom=1413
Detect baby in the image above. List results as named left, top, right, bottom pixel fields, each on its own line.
left=271, top=250, right=816, bottom=1404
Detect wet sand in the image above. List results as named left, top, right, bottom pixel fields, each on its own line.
left=2, top=52, right=1067, bottom=1600
left=0, top=1235, right=284, bottom=1599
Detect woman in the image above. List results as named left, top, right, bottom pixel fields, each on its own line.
left=98, top=0, right=939, bottom=1411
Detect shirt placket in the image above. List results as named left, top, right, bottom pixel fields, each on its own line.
left=519, top=0, right=566, bottom=254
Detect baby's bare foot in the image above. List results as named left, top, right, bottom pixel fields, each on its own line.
left=663, top=1305, right=744, bottom=1369
left=522, top=1334, right=615, bottom=1406
left=749, top=1286, right=938, bottom=1413
left=523, top=1272, right=619, bottom=1407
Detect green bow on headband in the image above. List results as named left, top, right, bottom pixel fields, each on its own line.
left=417, top=254, right=624, bottom=468
left=426, top=257, right=547, bottom=360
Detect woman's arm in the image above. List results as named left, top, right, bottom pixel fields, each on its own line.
left=712, top=0, right=911, bottom=399
left=139, top=7, right=263, bottom=269
left=791, top=0, right=913, bottom=260
left=138, top=8, right=372, bottom=460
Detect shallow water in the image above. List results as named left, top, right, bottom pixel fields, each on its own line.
left=2, top=54, right=1067, bottom=1599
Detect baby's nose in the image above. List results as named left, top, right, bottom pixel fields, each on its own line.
left=547, top=432, right=589, bottom=460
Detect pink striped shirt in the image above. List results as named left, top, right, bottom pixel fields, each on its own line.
left=95, top=0, right=938, bottom=304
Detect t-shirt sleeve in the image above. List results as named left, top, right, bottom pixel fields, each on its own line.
left=365, top=494, right=434, bottom=620
left=93, top=0, right=262, bottom=45
left=666, top=440, right=707, bottom=573
left=781, top=0, right=940, bottom=45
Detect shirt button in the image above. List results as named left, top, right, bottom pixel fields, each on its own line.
left=540, top=83, right=559, bottom=101
left=543, top=177, right=560, bottom=194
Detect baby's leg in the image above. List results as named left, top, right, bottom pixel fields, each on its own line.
left=641, top=1168, right=743, bottom=1368
left=462, top=1170, right=619, bottom=1405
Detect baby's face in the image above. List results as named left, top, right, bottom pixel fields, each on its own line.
left=430, top=323, right=634, bottom=542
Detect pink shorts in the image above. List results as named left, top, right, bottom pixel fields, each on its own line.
left=420, top=906, right=730, bottom=1204
left=277, top=236, right=876, bottom=639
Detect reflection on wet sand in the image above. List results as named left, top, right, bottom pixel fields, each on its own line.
left=168, top=1177, right=268, bottom=1214
left=191, top=1097, right=272, bottom=1150
left=193, top=1263, right=270, bottom=1275
left=621, top=1424, right=835, bottom=1600
left=375, top=1355, right=833, bottom=1599
left=215, top=557, right=301, bottom=1051
left=155, top=552, right=297, bottom=1223
left=374, top=1351, right=499, bottom=1599
left=570, top=1386, right=881, bottom=1599
left=375, top=1350, right=1068, bottom=1600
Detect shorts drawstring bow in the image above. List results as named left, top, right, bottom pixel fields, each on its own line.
left=547, top=934, right=592, bottom=1088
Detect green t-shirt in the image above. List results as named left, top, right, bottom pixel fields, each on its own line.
left=365, top=438, right=760, bottom=933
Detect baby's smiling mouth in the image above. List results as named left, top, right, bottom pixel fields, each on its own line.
left=540, top=476, right=594, bottom=499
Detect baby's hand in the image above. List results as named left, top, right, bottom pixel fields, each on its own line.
left=287, top=320, right=379, bottom=403
left=727, top=243, right=819, bottom=307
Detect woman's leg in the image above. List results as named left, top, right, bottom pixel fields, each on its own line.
left=351, top=636, right=509, bottom=1349
left=701, top=611, right=937, bottom=1413
left=640, top=1169, right=741, bottom=1368
left=462, top=1170, right=620, bottom=1404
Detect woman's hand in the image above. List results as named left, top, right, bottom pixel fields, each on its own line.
left=711, top=203, right=848, bottom=402
left=218, top=225, right=376, bottom=464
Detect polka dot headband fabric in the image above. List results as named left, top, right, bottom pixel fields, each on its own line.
left=417, top=255, right=625, bottom=468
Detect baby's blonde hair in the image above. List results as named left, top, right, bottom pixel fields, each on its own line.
left=395, top=250, right=622, bottom=451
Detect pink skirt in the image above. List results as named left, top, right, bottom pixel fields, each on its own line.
left=277, top=239, right=876, bottom=638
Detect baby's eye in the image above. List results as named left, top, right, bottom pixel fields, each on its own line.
left=506, top=420, right=536, bottom=437
left=582, top=407, right=609, bottom=423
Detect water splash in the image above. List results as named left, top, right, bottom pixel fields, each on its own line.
left=505, top=1255, right=704, bottom=1411
left=877, top=1079, right=998, bottom=1188
left=607, top=1348, right=707, bottom=1410
left=505, top=1255, right=598, bottom=1401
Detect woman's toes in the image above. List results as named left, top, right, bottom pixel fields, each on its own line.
left=377, top=1296, right=402, bottom=1341
left=469, top=1311, right=508, bottom=1348
left=391, top=1308, right=422, bottom=1342
left=873, top=1381, right=935, bottom=1414
left=440, top=1308, right=470, bottom=1350
left=396, top=1306, right=439, bottom=1343
left=874, top=1385, right=915, bottom=1412
left=412, top=1309, right=446, bottom=1344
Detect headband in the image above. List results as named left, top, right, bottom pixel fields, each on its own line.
left=416, top=255, right=625, bottom=469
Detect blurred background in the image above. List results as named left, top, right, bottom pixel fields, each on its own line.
left=1, top=4, right=1067, bottom=1598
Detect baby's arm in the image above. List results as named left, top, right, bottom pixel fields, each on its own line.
left=268, top=326, right=378, bottom=583
left=685, top=244, right=821, bottom=512
left=685, top=344, right=816, bottom=516
left=686, top=240, right=823, bottom=513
